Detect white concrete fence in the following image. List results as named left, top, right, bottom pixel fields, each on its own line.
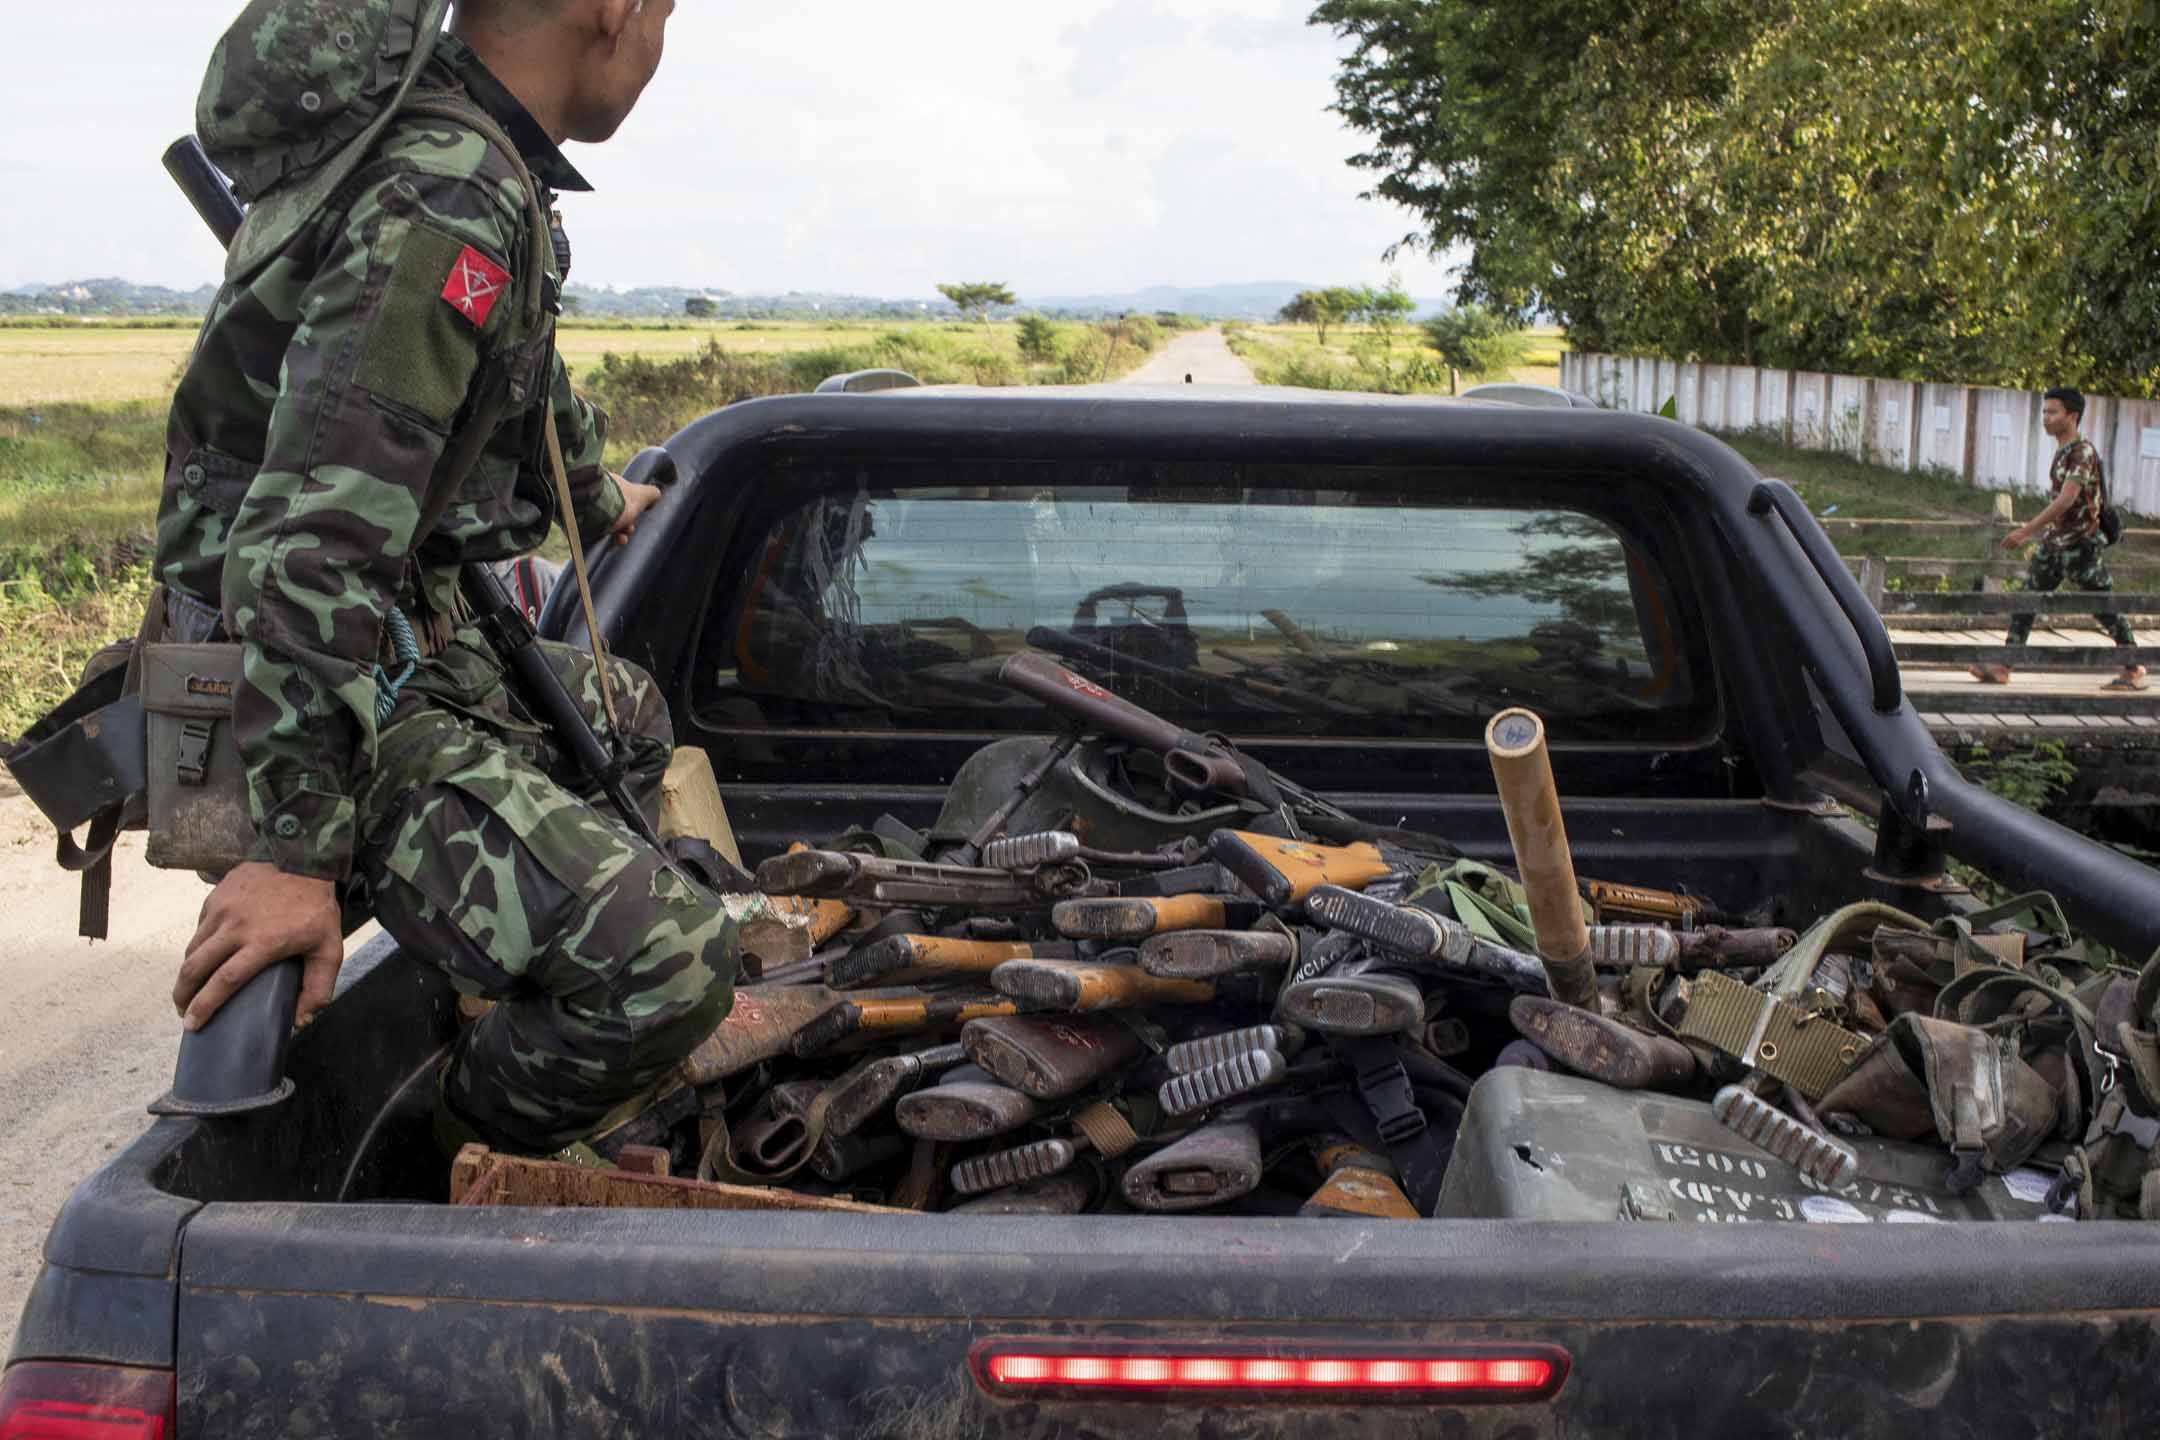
left=1560, top=352, right=2160, bottom=516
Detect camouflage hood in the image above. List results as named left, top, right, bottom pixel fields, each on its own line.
left=196, top=0, right=452, bottom=279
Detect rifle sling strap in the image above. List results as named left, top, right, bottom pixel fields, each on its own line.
left=1326, top=1034, right=1454, bottom=1216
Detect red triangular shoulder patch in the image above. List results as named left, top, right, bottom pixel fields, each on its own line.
left=441, top=245, right=511, bottom=328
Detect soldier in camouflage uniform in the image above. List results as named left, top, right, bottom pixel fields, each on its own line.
left=166, top=0, right=737, bottom=1156
left=1975, top=386, right=2145, bottom=692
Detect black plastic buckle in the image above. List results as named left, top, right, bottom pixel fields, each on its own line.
left=1356, top=1057, right=1426, bottom=1145
left=176, top=718, right=216, bottom=787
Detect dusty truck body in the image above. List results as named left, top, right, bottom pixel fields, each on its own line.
left=9, top=389, right=2160, bottom=1437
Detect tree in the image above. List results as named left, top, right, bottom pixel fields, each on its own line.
left=684, top=295, right=717, bottom=319
left=1313, top=0, right=2160, bottom=394
left=1015, top=314, right=1059, bottom=363
left=1422, top=306, right=1529, bottom=386
left=937, top=282, right=1018, bottom=333
left=1354, top=278, right=1417, bottom=352
left=1277, top=287, right=1361, bottom=345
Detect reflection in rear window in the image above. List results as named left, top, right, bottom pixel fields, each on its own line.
left=703, top=482, right=1699, bottom=741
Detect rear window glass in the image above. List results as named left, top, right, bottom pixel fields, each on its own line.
left=700, top=479, right=1701, bottom=742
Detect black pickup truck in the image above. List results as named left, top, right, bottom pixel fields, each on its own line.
left=8, top=388, right=2159, bottom=1438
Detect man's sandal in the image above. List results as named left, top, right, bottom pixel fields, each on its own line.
left=1968, top=664, right=2013, bottom=685
left=2103, top=666, right=2149, bottom=692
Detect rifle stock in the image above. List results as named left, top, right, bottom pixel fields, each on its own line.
left=1301, top=885, right=1552, bottom=995
left=1051, top=893, right=1261, bottom=940
left=679, top=985, right=850, bottom=1086
left=821, top=1042, right=968, bottom=1137
left=991, top=958, right=1214, bottom=1012
left=1585, top=879, right=1719, bottom=927
left=1276, top=966, right=1428, bottom=1036
left=1508, top=996, right=1700, bottom=1092
left=894, top=1079, right=1042, bottom=1141
left=962, top=1013, right=1143, bottom=1098
left=790, top=990, right=1018, bottom=1058
left=997, top=650, right=1350, bottom=819
left=1206, top=830, right=1391, bottom=907
left=1300, top=1142, right=1419, bottom=1220
left=1138, top=927, right=1296, bottom=979
left=768, top=843, right=856, bottom=944
left=828, top=935, right=1077, bottom=989
left=757, top=848, right=1077, bottom=911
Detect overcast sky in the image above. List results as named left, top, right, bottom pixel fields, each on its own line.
left=1, top=0, right=1461, bottom=300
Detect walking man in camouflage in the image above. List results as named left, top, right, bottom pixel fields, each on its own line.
left=164, top=0, right=742, bottom=1156
left=1972, top=387, right=2145, bottom=692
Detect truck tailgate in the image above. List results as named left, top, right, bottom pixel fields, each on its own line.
left=176, top=1204, right=2157, bottom=1437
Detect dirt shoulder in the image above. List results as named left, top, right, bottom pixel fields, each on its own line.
left=0, top=786, right=209, bottom=1354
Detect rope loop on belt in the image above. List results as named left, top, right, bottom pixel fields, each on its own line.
left=374, top=607, right=422, bottom=726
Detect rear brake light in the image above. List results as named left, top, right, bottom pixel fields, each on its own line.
left=0, top=1362, right=174, bottom=1440
left=972, top=1343, right=1569, bottom=1405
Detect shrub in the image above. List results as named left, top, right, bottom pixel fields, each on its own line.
left=1420, top=306, right=1530, bottom=381
left=1268, top=352, right=1365, bottom=391
left=1059, top=332, right=1113, bottom=384
left=1102, top=316, right=1161, bottom=354
left=1016, top=315, right=1060, bottom=363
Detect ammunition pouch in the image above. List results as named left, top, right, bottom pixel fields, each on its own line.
left=1821, top=1014, right=2058, bottom=1191
left=1, top=584, right=262, bottom=936
left=2, top=593, right=165, bottom=938
left=2057, top=955, right=2160, bottom=1219
left=5, top=649, right=143, bottom=855
left=140, top=642, right=253, bottom=876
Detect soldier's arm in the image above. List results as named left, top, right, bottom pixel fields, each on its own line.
left=2011, top=481, right=2084, bottom=545
left=547, top=356, right=627, bottom=543
left=221, top=167, right=523, bottom=881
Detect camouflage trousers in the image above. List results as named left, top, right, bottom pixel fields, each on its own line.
left=354, top=633, right=739, bottom=1155
left=2007, top=538, right=2136, bottom=648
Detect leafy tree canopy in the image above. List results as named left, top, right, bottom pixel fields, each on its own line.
left=1314, top=0, right=2160, bottom=394
left=938, top=282, right=1019, bottom=323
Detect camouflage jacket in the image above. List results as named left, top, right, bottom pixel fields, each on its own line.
left=156, top=34, right=624, bottom=883
left=2044, top=437, right=2106, bottom=549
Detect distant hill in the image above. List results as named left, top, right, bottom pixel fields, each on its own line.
left=1, top=277, right=219, bottom=316
left=563, top=285, right=945, bottom=321
left=1029, top=282, right=1457, bottom=321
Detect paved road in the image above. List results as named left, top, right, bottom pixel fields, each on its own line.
left=1119, top=328, right=1256, bottom=386
left=0, top=787, right=376, bottom=1355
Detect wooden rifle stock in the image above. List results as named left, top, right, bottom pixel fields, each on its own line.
left=1138, top=927, right=1296, bottom=979
left=768, top=842, right=855, bottom=944
left=991, top=958, right=1215, bottom=1011
left=1050, top=893, right=1262, bottom=940
left=997, top=651, right=1350, bottom=819
left=1207, top=829, right=1391, bottom=907
left=790, top=990, right=1018, bottom=1058
left=962, top=1013, right=1143, bottom=1098
left=828, top=934, right=1078, bottom=989
left=1584, top=878, right=1719, bottom=927
left=1300, top=1142, right=1419, bottom=1220
left=679, top=984, right=847, bottom=1086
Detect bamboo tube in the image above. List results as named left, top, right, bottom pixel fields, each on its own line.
left=1484, top=708, right=1598, bottom=1011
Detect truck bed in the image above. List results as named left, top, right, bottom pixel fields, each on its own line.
left=13, top=392, right=2160, bottom=1437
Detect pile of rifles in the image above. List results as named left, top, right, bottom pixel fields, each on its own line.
left=562, top=652, right=2131, bottom=1222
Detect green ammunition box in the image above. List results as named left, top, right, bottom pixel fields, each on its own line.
left=1437, top=1069, right=2059, bottom=1225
